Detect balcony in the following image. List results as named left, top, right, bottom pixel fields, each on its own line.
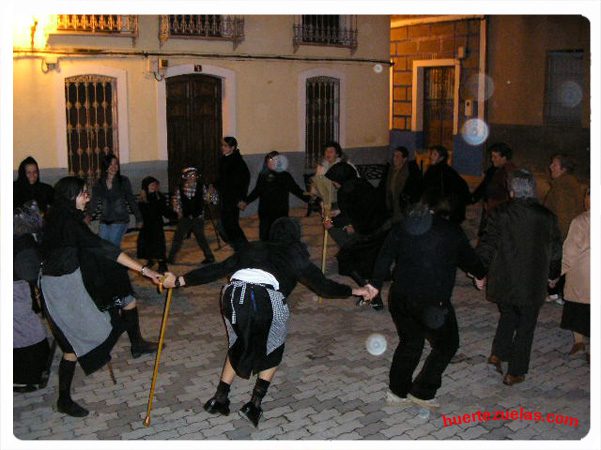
left=293, top=15, right=358, bottom=52
left=56, top=15, right=138, bottom=38
left=159, top=15, right=245, bottom=48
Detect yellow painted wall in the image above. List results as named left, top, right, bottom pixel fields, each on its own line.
left=14, top=15, right=390, bottom=169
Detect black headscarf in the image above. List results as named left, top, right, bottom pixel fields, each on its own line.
left=268, top=217, right=311, bottom=271
left=325, top=162, right=358, bottom=185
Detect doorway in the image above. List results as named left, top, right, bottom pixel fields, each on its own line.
left=423, top=66, right=455, bottom=156
left=166, top=74, right=222, bottom=192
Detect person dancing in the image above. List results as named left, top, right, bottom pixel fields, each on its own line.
left=162, top=217, right=367, bottom=427
left=40, top=177, right=161, bottom=417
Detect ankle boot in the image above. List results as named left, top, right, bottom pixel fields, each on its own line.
left=57, top=359, right=89, bottom=417
left=121, top=307, right=161, bottom=358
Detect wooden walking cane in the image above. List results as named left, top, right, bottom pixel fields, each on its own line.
left=318, top=204, right=332, bottom=304
left=143, top=279, right=174, bottom=427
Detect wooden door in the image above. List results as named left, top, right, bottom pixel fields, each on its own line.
left=423, top=67, right=454, bottom=160
left=166, top=74, right=222, bottom=192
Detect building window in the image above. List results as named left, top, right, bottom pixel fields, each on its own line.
left=293, top=15, right=357, bottom=51
left=65, top=75, right=118, bottom=183
left=56, top=15, right=138, bottom=36
left=159, top=15, right=245, bottom=47
left=305, top=76, right=340, bottom=169
left=544, top=50, right=584, bottom=127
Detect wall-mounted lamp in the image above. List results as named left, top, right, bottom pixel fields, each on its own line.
left=41, top=56, right=60, bottom=73
left=148, top=57, right=168, bottom=81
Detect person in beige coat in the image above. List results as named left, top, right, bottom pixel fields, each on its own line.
left=543, top=154, right=584, bottom=304
left=559, top=188, right=590, bottom=360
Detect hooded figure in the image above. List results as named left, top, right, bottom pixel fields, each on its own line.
left=14, top=156, right=54, bottom=213
left=163, top=217, right=363, bottom=427
left=324, top=162, right=391, bottom=310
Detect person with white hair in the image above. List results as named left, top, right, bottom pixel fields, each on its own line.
left=476, top=169, right=562, bottom=386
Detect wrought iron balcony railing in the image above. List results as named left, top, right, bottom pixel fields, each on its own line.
left=293, top=15, right=357, bottom=51
left=56, top=15, right=138, bottom=37
left=159, top=15, right=245, bottom=47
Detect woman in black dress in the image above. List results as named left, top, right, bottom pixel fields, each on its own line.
left=137, top=176, right=177, bottom=273
left=40, top=177, right=161, bottom=417
left=239, top=151, right=309, bottom=241
left=162, top=218, right=367, bottom=427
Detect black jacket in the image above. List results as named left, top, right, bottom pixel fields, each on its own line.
left=422, top=162, right=470, bottom=223
left=88, top=175, right=142, bottom=224
left=371, top=208, right=485, bottom=305
left=216, top=150, right=250, bottom=205
left=184, top=218, right=352, bottom=299
left=476, top=198, right=562, bottom=307
left=245, top=170, right=307, bottom=218
left=41, top=199, right=121, bottom=277
left=326, top=162, right=389, bottom=235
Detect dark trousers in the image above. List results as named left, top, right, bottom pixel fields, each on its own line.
left=492, top=303, right=541, bottom=376
left=221, top=203, right=248, bottom=251
left=388, top=295, right=459, bottom=400
left=168, top=216, right=214, bottom=262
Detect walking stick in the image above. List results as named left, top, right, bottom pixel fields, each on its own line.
left=318, top=205, right=332, bottom=304
left=143, top=280, right=174, bottom=427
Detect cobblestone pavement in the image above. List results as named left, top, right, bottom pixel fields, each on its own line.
left=12, top=206, right=592, bottom=442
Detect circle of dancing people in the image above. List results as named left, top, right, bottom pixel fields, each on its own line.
left=13, top=141, right=588, bottom=427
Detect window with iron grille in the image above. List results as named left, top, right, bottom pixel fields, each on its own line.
left=65, top=75, right=118, bottom=183
left=56, top=15, right=138, bottom=36
left=305, top=76, right=340, bottom=169
left=159, top=15, right=245, bottom=47
left=293, top=15, right=357, bottom=51
left=544, top=50, right=584, bottom=127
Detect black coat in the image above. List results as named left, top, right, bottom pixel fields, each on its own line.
left=216, top=150, right=250, bottom=206
left=371, top=209, right=485, bottom=304
left=422, top=162, right=470, bottom=223
left=245, top=170, right=307, bottom=219
left=332, top=178, right=389, bottom=236
left=137, top=192, right=177, bottom=260
left=476, top=198, right=562, bottom=307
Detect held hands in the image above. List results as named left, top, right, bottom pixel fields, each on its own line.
left=160, top=272, right=185, bottom=289
left=322, top=218, right=334, bottom=230
left=548, top=278, right=559, bottom=289
left=343, top=224, right=355, bottom=234
left=142, top=266, right=162, bottom=284
left=238, top=201, right=247, bottom=211
left=352, top=284, right=379, bottom=303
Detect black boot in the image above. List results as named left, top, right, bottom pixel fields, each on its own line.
left=56, top=358, right=89, bottom=417
left=239, top=378, right=269, bottom=427
left=121, top=307, right=160, bottom=358
left=204, top=380, right=231, bottom=416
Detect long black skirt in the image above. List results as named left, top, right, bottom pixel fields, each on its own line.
left=220, top=283, right=286, bottom=379
left=560, top=300, right=590, bottom=337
